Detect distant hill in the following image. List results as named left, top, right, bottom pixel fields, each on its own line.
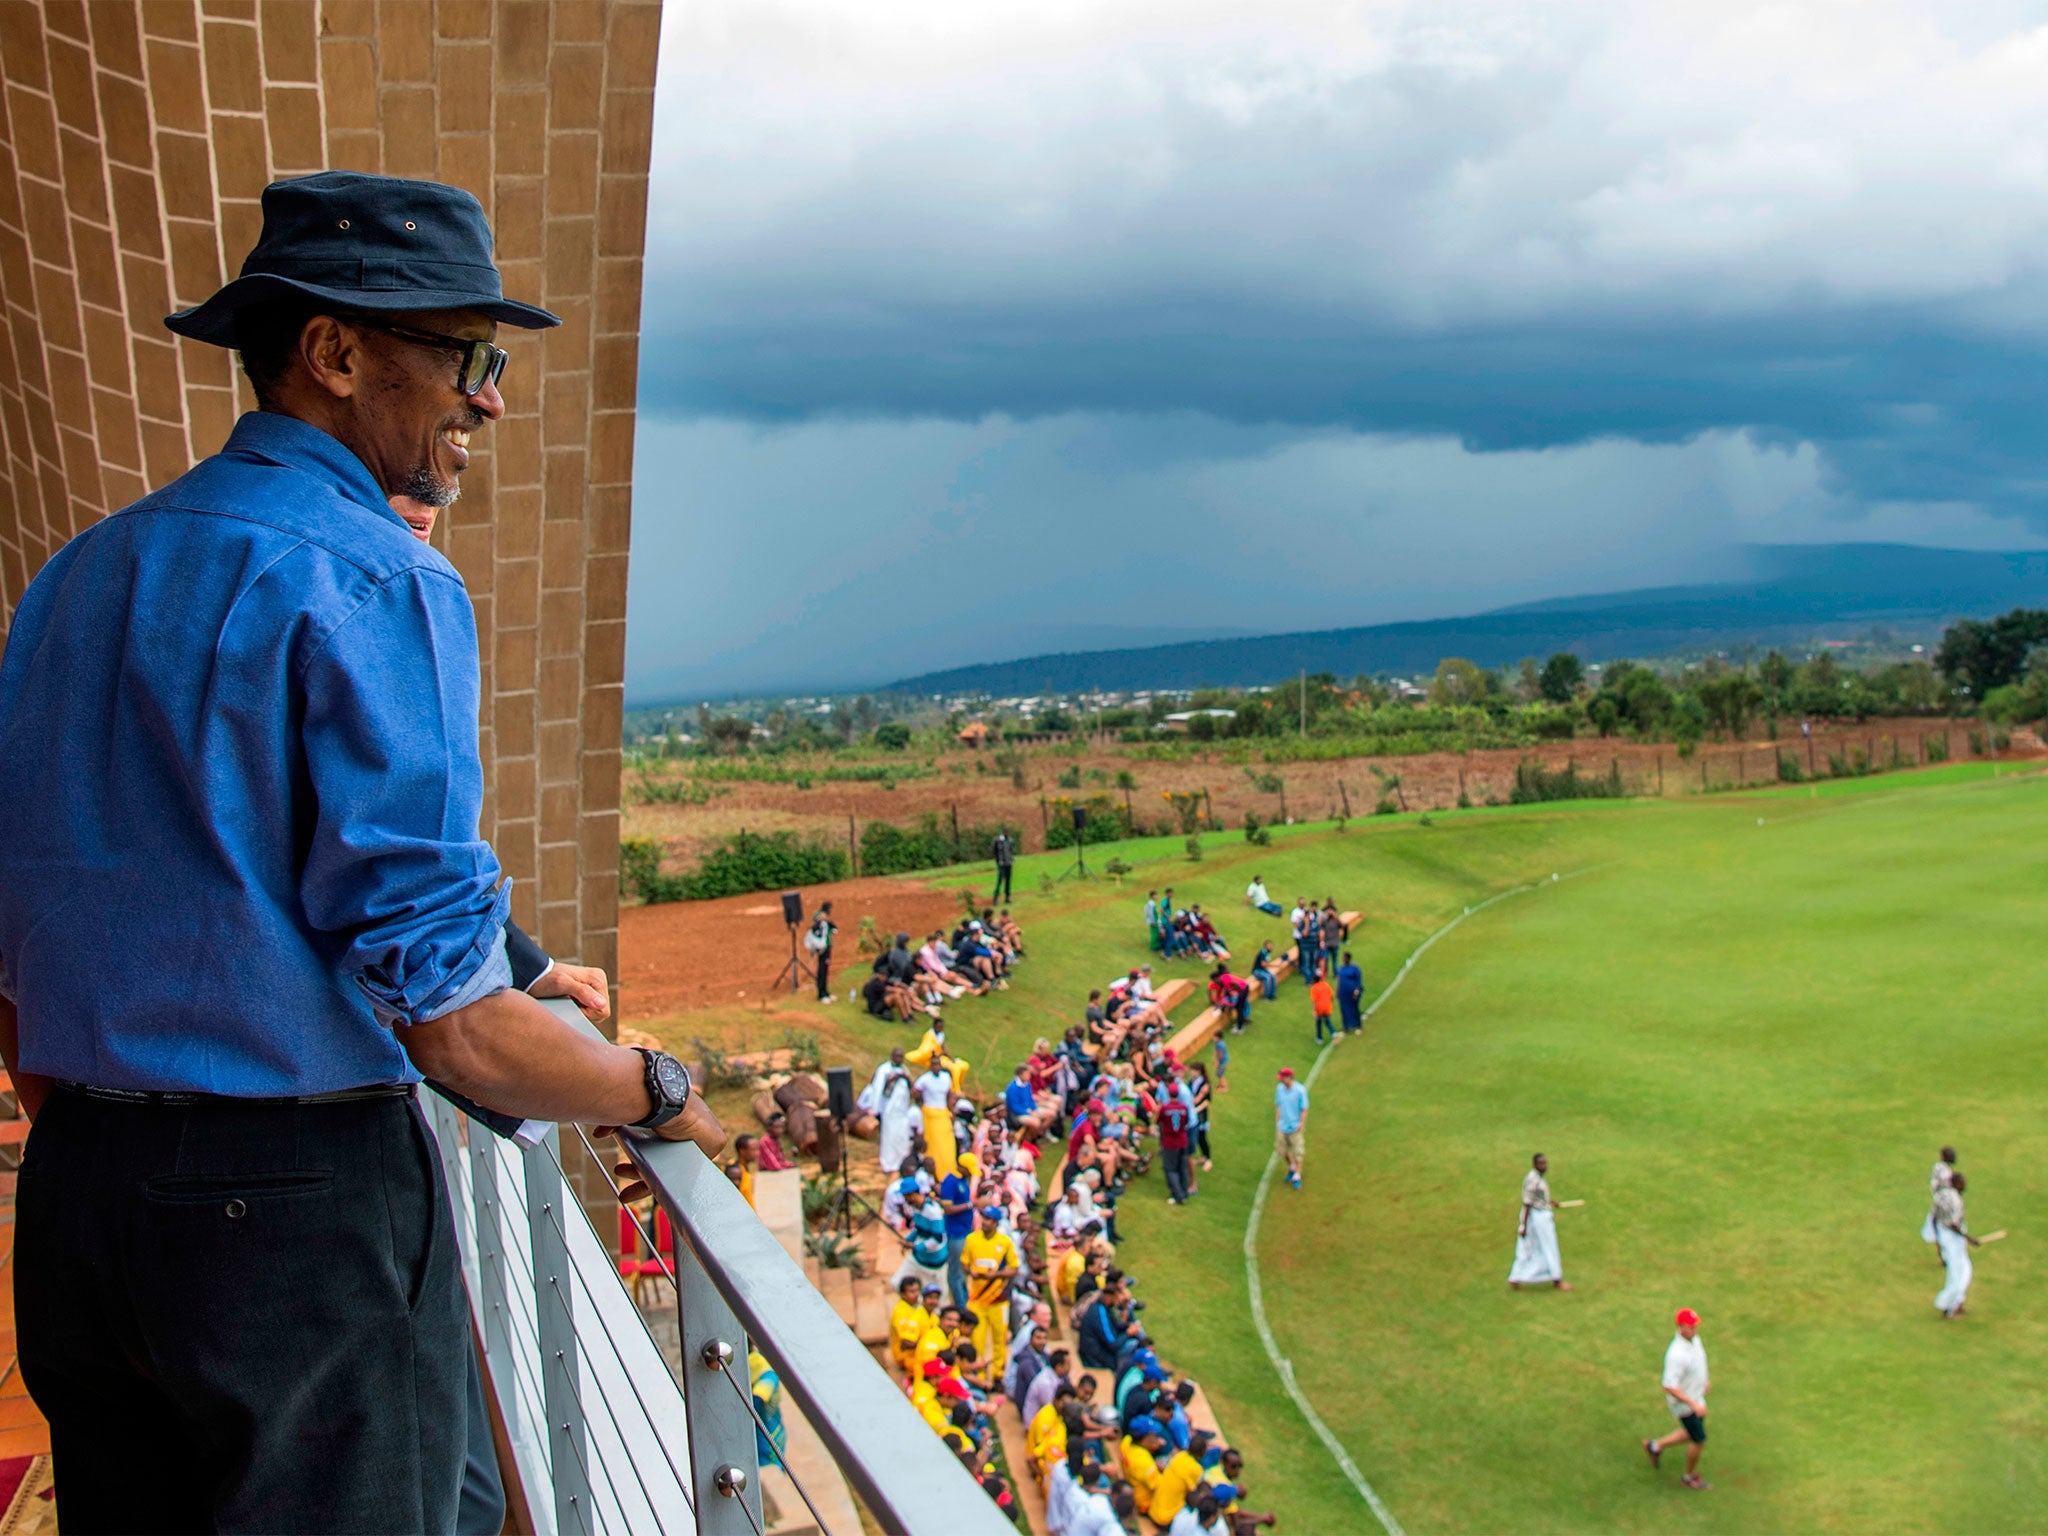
left=886, top=544, right=2048, bottom=696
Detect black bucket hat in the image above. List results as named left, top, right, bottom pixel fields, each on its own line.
left=165, top=170, right=559, bottom=347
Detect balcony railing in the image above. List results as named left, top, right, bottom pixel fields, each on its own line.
left=423, top=999, right=1008, bottom=1536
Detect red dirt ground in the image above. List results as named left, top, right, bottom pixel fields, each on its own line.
left=618, top=876, right=966, bottom=1018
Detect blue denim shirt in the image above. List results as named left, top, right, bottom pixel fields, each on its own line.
left=0, top=411, right=511, bottom=1094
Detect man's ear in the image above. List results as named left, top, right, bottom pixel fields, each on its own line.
left=299, top=315, right=364, bottom=400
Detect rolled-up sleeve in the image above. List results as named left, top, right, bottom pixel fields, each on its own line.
left=297, top=567, right=511, bottom=1027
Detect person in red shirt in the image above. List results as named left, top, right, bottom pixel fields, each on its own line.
left=1208, top=966, right=1252, bottom=1031
left=1309, top=975, right=1336, bottom=1044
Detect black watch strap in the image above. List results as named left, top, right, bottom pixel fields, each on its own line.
left=629, top=1047, right=691, bottom=1132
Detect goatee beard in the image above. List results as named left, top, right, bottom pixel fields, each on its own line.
left=400, top=466, right=460, bottom=508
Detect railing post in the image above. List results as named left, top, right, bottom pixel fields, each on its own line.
left=527, top=1130, right=594, bottom=1536
left=672, top=1231, right=764, bottom=1534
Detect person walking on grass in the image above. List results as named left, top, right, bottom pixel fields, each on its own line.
left=1274, top=1067, right=1309, bottom=1189
left=1335, top=949, right=1364, bottom=1035
left=1508, top=1152, right=1571, bottom=1291
left=1643, top=1308, right=1711, bottom=1490
left=1309, top=972, right=1336, bottom=1045
left=1933, top=1171, right=1980, bottom=1318
left=1158, top=1091, right=1194, bottom=1206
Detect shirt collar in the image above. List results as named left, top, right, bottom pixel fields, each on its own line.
left=222, top=411, right=411, bottom=532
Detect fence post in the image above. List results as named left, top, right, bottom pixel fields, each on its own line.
left=470, top=1134, right=514, bottom=1408
left=950, top=803, right=961, bottom=862
left=671, top=1228, right=765, bottom=1534
left=847, top=813, right=858, bottom=878
left=525, top=1131, right=592, bottom=1536
left=1657, top=751, right=1663, bottom=794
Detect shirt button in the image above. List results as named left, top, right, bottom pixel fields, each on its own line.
left=224, top=1198, right=247, bottom=1220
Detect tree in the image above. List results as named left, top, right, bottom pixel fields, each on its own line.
left=1538, top=652, right=1585, bottom=703
left=1935, top=609, right=2048, bottom=700
left=1428, top=657, right=1492, bottom=708
left=1517, top=657, right=1542, bottom=701
left=1696, top=672, right=1764, bottom=738
left=872, top=722, right=912, bottom=750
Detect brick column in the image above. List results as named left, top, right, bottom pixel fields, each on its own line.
left=0, top=0, right=656, bottom=992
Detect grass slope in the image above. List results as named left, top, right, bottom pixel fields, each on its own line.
left=638, top=764, right=2045, bottom=1532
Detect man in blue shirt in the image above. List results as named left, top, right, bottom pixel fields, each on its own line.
left=1274, top=1066, right=1311, bottom=1189
left=0, top=173, right=725, bottom=1532
left=939, top=1159, right=978, bottom=1307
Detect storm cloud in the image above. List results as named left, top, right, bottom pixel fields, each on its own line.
left=628, top=1, right=2048, bottom=696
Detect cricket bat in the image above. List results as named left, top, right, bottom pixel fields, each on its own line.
left=1555, top=1199, right=1586, bottom=1208
left=1978, top=1229, right=2007, bottom=1244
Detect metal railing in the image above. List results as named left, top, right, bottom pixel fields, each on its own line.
left=425, top=999, right=1008, bottom=1536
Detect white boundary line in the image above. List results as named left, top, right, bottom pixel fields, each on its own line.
left=1242, top=871, right=1597, bottom=1535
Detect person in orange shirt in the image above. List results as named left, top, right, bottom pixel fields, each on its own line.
left=1309, top=974, right=1336, bottom=1044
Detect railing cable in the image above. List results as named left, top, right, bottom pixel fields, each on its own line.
left=569, top=1126, right=836, bottom=1533
left=529, top=1148, right=700, bottom=1524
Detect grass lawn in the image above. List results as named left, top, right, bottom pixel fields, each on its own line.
left=635, top=763, right=2048, bottom=1532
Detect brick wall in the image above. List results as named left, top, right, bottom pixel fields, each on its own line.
left=0, top=0, right=658, bottom=988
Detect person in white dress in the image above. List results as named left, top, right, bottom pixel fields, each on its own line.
left=1508, top=1153, right=1572, bottom=1291
left=866, top=1051, right=913, bottom=1172
left=1920, top=1146, right=1956, bottom=1247
left=1933, top=1172, right=1980, bottom=1318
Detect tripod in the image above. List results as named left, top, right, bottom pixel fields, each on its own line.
left=1056, top=814, right=1091, bottom=882
left=823, top=1114, right=885, bottom=1238
left=771, top=922, right=815, bottom=996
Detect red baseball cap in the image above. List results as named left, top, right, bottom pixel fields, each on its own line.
left=1675, top=1307, right=1700, bottom=1328
left=1278, top=1066, right=1295, bottom=1078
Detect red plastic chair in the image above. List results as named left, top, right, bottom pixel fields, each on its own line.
left=618, top=1205, right=673, bottom=1307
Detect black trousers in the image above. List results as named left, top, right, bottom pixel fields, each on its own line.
left=815, top=948, right=832, bottom=1000
left=992, top=863, right=1013, bottom=902
left=1161, top=1145, right=1191, bottom=1202
left=19, top=1085, right=469, bottom=1534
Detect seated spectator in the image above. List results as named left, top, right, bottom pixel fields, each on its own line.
left=1029, top=1379, right=1075, bottom=1479
left=888, top=1275, right=930, bottom=1378
left=1006, top=1321, right=1052, bottom=1410
left=1207, top=1447, right=1277, bottom=1535
left=1208, top=966, right=1252, bottom=1030
left=1149, top=1429, right=1211, bottom=1527
left=980, top=1470, right=1023, bottom=1528
left=1118, top=1418, right=1169, bottom=1511
left=1024, top=1346, right=1073, bottom=1427
left=1249, top=941, right=1278, bottom=1001
left=1004, top=1062, right=1058, bottom=1138
left=950, top=919, right=1011, bottom=988
left=1168, top=1489, right=1227, bottom=1536
left=729, top=1134, right=758, bottom=1206
left=1163, top=1380, right=1197, bottom=1451
left=1245, top=875, right=1282, bottom=916
left=918, top=929, right=986, bottom=996
left=881, top=1155, right=922, bottom=1234
left=1188, top=906, right=1229, bottom=960
left=758, top=1111, right=797, bottom=1170
left=993, top=906, right=1026, bottom=955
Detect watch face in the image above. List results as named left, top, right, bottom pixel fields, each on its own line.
left=654, top=1054, right=690, bottom=1103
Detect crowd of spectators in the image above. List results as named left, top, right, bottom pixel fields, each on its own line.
left=865, top=911, right=1297, bottom=1534
left=861, top=908, right=1029, bottom=1024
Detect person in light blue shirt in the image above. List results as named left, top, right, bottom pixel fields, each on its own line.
left=0, top=172, right=724, bottom=1531
left=1274, top=1067, right=1310, bottom=1189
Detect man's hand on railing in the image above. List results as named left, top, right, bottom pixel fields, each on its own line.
left=528, top=961, right=611, bottom=1024
left=604, top=1090, right=728, bottom=1204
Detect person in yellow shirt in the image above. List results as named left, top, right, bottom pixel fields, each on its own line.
left=1148, top=1429, right=1210, bottom=1526
left=1027, top=1381, right=1072, bottom=1477
left=958, top=1208, right=1021, bottom=1381
left=1119, top=1419, right=1167, bottom=1510
left=888, top=1275, right=930, bottom=1379
left=909, top=1361, right=951, bottom=1434
left=905, top=1021, right=968, bottom=1094
left=912, top=1303, right=969, bottom=1379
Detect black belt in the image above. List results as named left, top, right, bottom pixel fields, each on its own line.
left=54, top=1081, right=413, bottom=1109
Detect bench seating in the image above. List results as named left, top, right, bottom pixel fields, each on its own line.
left=1162, top=911, right=1360, bottom=1062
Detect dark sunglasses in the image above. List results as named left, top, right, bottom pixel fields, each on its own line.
left=344, top=316, right=509, bottom=396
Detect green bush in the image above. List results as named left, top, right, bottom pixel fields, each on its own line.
left=860, top=814, right=1020, bottom=875
left=678, top=830, right=848, bottom=899
left=1045, top=795, right=1133, bottom=848
left=872, top=722, right=912, bottom=750
left=1923, top=732, right=1949, bottom=763
left=620, top=836, right=667, bottom=899
left=1508, top=759, right=1626, bottom=804
left=1776, top=753, right=1805, bottom=783
left=1184, top=835, right=1204, bottom=861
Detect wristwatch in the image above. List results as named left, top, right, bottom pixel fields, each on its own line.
left=627, top=1047, right=693, bottom=1134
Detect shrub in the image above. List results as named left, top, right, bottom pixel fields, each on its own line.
left=1055, top=764, right=1082, bottom=789
left=1508, top=759, right=1626, bottom=804
left=1923, top=732, right=1949, bottom=763
left=1045, top=795, right=1133, bottom=848
left=619, top=836, right=668, bottom=900
left=1161, top=790, right=1205, bottom=834
left=860, top=814, right=1020, bottom=876
left=1776, top=753, right=1805, bottom=783
left=778, top=1027, right=823, bottom=1073
left=674, top=830, right=848, bottom=899
left=1184, top=835, right=1204, bottom=861
left=855, top=915, right=884, bottom=956
left=872, top=722, right=912, bottom=750
left=690, top=1037, right=756, bottom=1092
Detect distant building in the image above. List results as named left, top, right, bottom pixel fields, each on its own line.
left=1154, top=709, right=1237, bottom=734
left=956, top=721, right=993, bottom=745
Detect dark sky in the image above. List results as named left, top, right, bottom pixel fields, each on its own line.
left=625, top=1, right=2048, bottom=699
